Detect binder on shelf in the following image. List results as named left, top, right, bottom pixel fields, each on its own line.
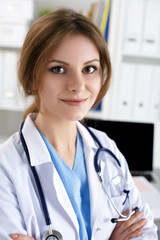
left=91, top=101, right=102, bottom=112
left=149, top=66, right=160, bottom=120
left=104, top=3, right=111, bottom=43
left=133, top=64, right=152, bottom=119
left=88, top=0, right=111, bottom=43
left=87, top=3, right=96, bottom=22
left=0, top=0, right=34, bottom=24
left=100, top=0, right=111, bottom=37
left=91, top=0, right=105, bottom=28
left=2, top=51, right=18, bottom=107
left=0, top=24, right=28, bottom=48
left=0, top=51, right=4, bottom=105
left=142, top=0, right=160, bottom=55
left=117, top=62, right=136, bottom=118
left=123, top=0, right=145, bottom=53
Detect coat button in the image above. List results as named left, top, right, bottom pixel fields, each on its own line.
left=96, top=227, right=101, bottom=232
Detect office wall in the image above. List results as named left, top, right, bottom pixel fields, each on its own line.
left=0, top=0, right=160, bottom=168
left=34, top=0, right=98, bottom=16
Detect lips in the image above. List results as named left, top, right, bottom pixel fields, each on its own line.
left=61, top=98, right=87, bottom=106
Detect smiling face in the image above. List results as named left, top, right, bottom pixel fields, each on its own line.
left=38, top=33, right=102, bottom=122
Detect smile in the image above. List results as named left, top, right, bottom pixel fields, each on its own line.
left=61, top=98, right=87, bottom=106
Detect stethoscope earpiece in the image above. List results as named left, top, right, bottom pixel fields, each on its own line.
left=111, top=207, right=139, bottom=223
left=134, top=206, right=139, bottom=213
left=111, top=218, right=118, bottom=223
left=42, top=230, right=63, bottom=240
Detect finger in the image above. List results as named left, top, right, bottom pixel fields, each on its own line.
left=112, top=218, right=147, bottom=240
left=116, top=210, right=144, bottom=229
left=127, top=218, right=147, bottom=239
left=10, top=234, right=34, bottom=240
left=124, top=218, right=147, bottom=236
left=128, top=227, right=143, bottom=239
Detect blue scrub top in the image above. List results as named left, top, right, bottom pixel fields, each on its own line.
left=39, top=130, right=91, bottom=240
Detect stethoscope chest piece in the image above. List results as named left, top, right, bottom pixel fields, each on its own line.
left=42, top=230, right=63, bottom=240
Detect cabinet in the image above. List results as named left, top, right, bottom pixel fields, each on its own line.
left=1, top=0, right=160, bottom=118
left=87, top=0, right=160, bottom=169
left=100, top=0, right=160, bottom=123
left=0, top=0, right=160, bottom=167
left=0, top=0, right=34, bottom=111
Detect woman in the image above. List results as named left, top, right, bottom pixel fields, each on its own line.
left=0, top=8, right=158, bottom=240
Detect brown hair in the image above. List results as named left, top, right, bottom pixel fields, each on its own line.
left=18, top=8, right=112, bottom=119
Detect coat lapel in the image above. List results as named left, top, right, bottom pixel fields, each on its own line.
left=23, top=115, right=79, bottom=235
left=52, top=168, right=80, bottom=233
left=77, top=122, right=103, bottom=228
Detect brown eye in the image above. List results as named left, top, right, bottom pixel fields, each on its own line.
left=83, top=66, right=97, bottom=74
left=50, top=66, right=65, bottom=74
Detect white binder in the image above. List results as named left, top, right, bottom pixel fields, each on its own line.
left=2, top=51, right=18, bottom=107
left=0, top=24, right=28, bottom=48
left=149, top=66, right=160, bottom=120
left=0, top=51, right=4, bottom=105
left=0, top=0, right=34, bottom=24
left=123, top=0, right=145, bottom=53
left=142, top=0, right=160, bottom=55
left=117, top=62, right=136, bottom=118
left=133, top=64, right=152, bottom=119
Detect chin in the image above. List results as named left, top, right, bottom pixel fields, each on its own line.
left=66, top=112, right=87, bottom=122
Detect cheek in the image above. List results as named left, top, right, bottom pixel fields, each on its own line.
left=39, top=77, right=61, bottom=97
left=38, top=81, right=56, bottom=106
left=90, top=76, right=102, bottom=96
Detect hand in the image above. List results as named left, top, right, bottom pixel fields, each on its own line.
left=109, top=210, right=147, bottom=240
left=10, top=234, right=35, bottom=240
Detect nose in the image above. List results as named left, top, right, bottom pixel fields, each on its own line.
left=67, top=71, right=85, bottom=93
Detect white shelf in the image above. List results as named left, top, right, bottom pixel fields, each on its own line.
left=122, top=52, right=160, bottom=61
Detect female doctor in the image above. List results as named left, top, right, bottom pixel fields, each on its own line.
left=0, top=8, right=158, bottom=240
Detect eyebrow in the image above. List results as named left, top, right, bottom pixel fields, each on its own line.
left=48, top=58, right=100, bottom=65
left=84, top=59, right=100, bottom=64
left=48, top=60, right=69, bottom=65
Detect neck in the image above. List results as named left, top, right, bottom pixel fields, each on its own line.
left=35, top=113, right=78, bottom=168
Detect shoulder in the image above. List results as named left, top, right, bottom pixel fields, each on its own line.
left=0, top=132, right=23, bottom=170
left=0, top=132, right=20, bottom=154
left=88, top=126, right=118, bottom=150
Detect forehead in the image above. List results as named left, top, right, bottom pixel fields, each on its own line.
left=48, top=33, right=100, bottom=63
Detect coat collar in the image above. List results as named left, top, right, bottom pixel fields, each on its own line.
left=76, top=121, right=99, bottom=150
left=22, top=115, right=99, bottom=167
left=22, top=113, right=52, bottom=166
left=22, top=114, right=81, bottom=233
left=22, top=114, right=103, bottom=233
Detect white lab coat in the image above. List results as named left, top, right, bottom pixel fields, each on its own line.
left=0, top=113, right=158, bottom=240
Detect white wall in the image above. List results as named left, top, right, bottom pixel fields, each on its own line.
left=0, top=0, right=160, bottom=169
left=0, top=110, right=23, bottom=140
left=34, top=0, right=98, bottom=17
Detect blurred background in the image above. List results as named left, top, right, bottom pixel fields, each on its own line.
left=0, top=0, right=160, bottom=170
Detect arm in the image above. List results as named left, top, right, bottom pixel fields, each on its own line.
left=10, top=210, right=146, bottom=240
left=11, top=234, right=34, bottom=240
left=0, top=170, right=27, bottom=240
left=98, top=131, right=158, bottom=239
left=113, top=138, right=158, bottom=239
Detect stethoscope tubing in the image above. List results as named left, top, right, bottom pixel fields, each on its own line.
left=84, top=124, right=122, bottom=170
left=84, top=123, right=138, bottom=222
left=19, top=122, right=52, bottom=227
left=19, top=120, right=138, bottom=237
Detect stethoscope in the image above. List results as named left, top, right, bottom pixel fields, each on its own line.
left=19, top=121, right=139, bottom=240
